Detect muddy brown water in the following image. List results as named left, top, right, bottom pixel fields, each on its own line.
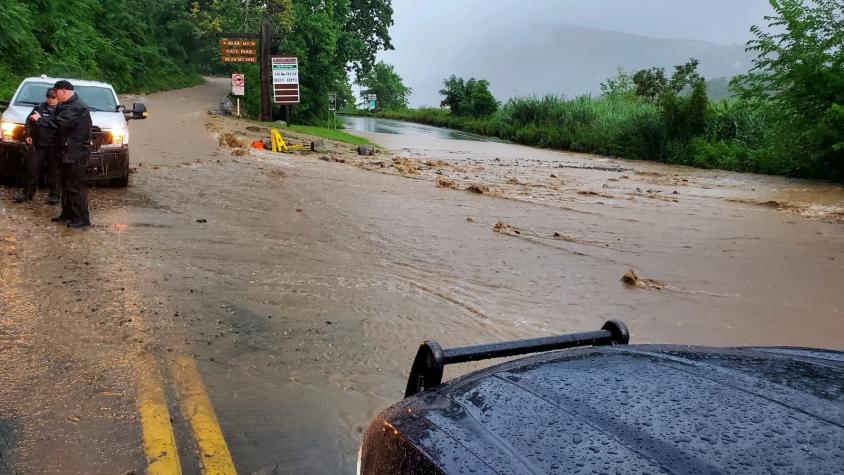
left=1, top=78, right=843, bottom=473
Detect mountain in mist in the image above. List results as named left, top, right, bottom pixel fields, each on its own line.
left=400, top=24, right=753, bottom=106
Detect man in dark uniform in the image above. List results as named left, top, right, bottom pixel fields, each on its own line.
left=13, top=88, right=61, bottom=204
left=29, top=80, right=92, bottom=228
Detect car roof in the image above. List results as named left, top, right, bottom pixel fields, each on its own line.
left=373, top=345, right=844, bottom=474
left=20, top=76, right=114, bottom=89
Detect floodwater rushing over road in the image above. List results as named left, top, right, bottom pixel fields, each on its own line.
left=1, top=79, right=843, bottom=473
left=342, top=115, right=501, bottom=142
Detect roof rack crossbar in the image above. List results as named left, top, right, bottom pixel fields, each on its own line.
left=404, top=320, right=629, bottom=397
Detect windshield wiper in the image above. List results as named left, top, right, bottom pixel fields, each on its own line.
left=16, top=101, right=39, bottom=106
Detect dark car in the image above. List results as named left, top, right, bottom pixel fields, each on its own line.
left=359, top=321, right=844, bottom=474
left=0, top=76, right=147, bottom=187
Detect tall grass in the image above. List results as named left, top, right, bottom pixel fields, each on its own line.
left=373, top=93, right=799, bottom=178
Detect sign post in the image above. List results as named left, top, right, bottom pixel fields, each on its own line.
left=219, top=22, right=284, bottom=122
left=231, top=73, right=245, bottom=117
left=328, top=92, right=337, bottom=129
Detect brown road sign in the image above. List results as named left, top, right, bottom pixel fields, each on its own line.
left=222, top=56, right=257, bottom=63
left=219, top=38, right=258, bottom=63
left=221, top=48, right=257, bottom=56
left=219, top=39, right=257, bottom=47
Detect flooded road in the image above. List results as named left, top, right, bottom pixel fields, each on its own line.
left=341, top=115, right=501, bottom=142
left=2, top=79, right=843, bottom=473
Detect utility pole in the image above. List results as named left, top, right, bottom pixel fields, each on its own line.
left=260, top=22, right=272, bottom=122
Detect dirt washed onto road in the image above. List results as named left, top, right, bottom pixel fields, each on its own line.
left=2, top=77, right=843, bottom=473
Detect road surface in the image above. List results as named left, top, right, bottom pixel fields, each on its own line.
left=1, top=79, right=843, bottom=473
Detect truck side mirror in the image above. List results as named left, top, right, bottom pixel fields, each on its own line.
left=131, top=103, right=148, bottom=120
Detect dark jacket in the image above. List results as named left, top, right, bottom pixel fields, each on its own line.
left=25, top=101, right=57, bottom=147
left=35, top=93, right=92, bottom=164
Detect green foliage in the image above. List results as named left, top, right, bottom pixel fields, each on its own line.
left=660, top=79, right=709, bottom=145
left=0, top=0, right=203, bottom=99
left=1, top=0, right=395, bottom=126
left=732, top=0, right=843, bottom=180
left=439, top=75, right=498, bottom=117
left=600, top=67, right=635, bottom=98
left=356, top=61, right=411, bottom=110
left=632, top=68, right=668, bottom=100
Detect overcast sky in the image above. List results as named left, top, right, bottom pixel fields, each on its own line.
left=374, top=0, right=775, bottom=106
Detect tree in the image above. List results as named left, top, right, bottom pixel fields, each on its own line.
left=632, top=67, right=668, bottom=100
left=732, top=0, right=843, bottom=178
left=600, top=67, right=634, bottom=97
left=356, top=61, right=411, bottom=110
left=632, top=59, right=701, bottom=101
left=439, top=75, right=498, bottom=117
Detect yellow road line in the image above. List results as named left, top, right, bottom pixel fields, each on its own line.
left=138, top=356, right=183, bottom=475
left=173, top=356, right=238, bottom=475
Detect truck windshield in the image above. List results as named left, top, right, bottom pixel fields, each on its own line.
left=13, top=82, right=118, bottom=112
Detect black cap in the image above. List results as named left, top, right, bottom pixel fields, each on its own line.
left=45, top=88, right=56, bottom=98
left=53, top=80, right=74, bottom=91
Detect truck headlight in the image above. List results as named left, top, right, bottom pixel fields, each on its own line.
left=104, top=127, right=125, bottom=145
left=1, top=122, right=23, bottom=141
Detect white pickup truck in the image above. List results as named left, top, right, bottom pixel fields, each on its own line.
left=0, top=76, right=147, bottom=187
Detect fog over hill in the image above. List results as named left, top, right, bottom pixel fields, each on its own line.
left=385, top=24, right=753, bottom=107
left=376, top=0, right=773, bottom=107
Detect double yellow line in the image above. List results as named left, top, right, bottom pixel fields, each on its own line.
left=137, top=354, right=237, bottom=474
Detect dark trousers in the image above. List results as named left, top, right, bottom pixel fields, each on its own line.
left=22, top=145, right=61, bottom=198
left=60, top=158, right=89, bottom=221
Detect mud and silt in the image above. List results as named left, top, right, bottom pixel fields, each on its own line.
left=2, top=78, right=843, bottom=473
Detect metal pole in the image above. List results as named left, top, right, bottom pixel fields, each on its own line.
left=260, top=22, right=272, bottom=122
left=236, top=98, right=240, bottom=118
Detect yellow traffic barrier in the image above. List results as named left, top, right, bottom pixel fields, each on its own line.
left=270, top=128, right=287, bottom=153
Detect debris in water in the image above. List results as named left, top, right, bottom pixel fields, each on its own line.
left=218, top=132, right=243, bottom=148
left=493, top=221, right=520, bottom=234
left=436, top=176, right=457, bottom=188
left=263, top=168, right=287, bottom=180
left=231, top=149, right=247, bottom=156
left=465, top=183, right=489, bottom=194
left=466, top=217, right=475, bottom=223
left=506, top=177, right=523, bottom=185
left=577, top=190, right=614, bottom=199
left=424, top=159, right=450, bottom=169
left=196, top=218, right=207, bottom=223
left=392, top=157, right=419, bottom=175
left=621, top=269, right=665, bottom=290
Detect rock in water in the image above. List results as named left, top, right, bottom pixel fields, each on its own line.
left=621, top=270, right=640, bottom=286
left=357, top=145, right=376, bottom=156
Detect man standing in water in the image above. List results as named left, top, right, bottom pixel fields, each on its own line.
left=29, top=80, right=92, bottom=228
left=13, top=88, right=61, bottom=204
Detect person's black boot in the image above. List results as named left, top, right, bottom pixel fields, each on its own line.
left=47, top=193, right=61, bottom=205
left=67, top=218, right=91, bottom=229
left=51, top=215, right=70, bottom=223
left=13, top=192, right=33, bottom=203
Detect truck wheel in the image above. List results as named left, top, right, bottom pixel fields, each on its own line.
left=111, top=168, right=129, bottom=187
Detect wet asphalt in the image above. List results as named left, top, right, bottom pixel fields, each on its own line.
left=1, top=78, right=843, bottom=474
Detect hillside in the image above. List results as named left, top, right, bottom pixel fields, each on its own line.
left=393, top=24, right=752, bottom=106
